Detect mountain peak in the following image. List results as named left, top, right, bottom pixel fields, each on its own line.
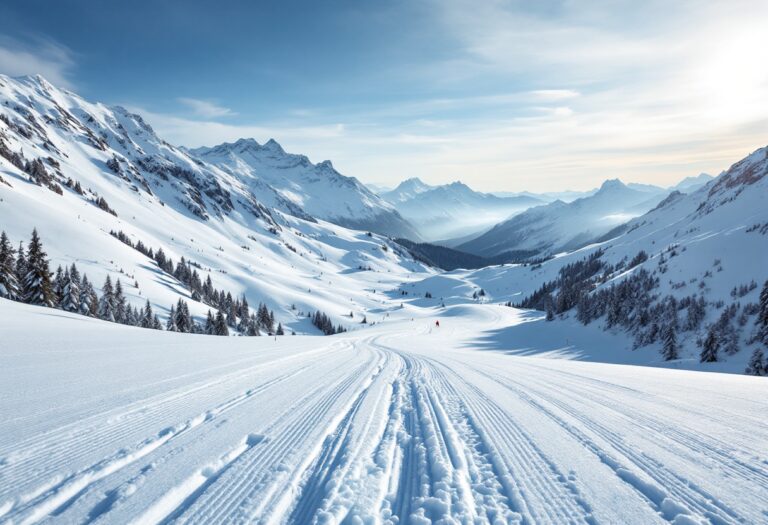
left=598, top=178, right=627, bottom=191
left=263, top=138, right=284, bottom=153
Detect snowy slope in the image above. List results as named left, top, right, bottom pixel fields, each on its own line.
left=459, top=179, right=669, bottom=258
left=382, top=178, right=544, bottom=241
left=192, top=139, right=421, bottom=239
left=1, top=299, right=766, bottom=524
left=0, top=74, right=432, bottom=333
left=414, top=146, right=768, bottom=372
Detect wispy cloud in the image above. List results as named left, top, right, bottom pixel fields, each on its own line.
left=0, top=35, right=76, bottom=88
left=178, top=97, right=236, bottom=118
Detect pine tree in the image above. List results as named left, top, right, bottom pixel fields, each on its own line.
left=700, top=328, right=719, bottom=362
left=246, top=314, right=260, bottom=336
left=98, top=276, right=116, bottom=321
left=215, top=310, right=229, bottom=336
left=114, top=279, right=127, bottom=324
left=745, top=348, right=766, bottom=376
left=204, top=309, right=215, bottom=334
left=60, top=263, right=81, bottom=312
left=15, top=241, right=26, bottom=282
left=140, top=299, right=155, bottom=328
left=53, top=265, right=65, bottom=306
left=661, top=324, right=679, bottom=361
left=0, top=231, right=19, bottom=299
left=276, top=323, right=284, bottom=335
left=166, top=304, right=178, bottom=331
left=757, top=280, right=768, bottom=345
left=22, top=229, right=55, bottom=306
left=79, top=274, right=98, bottom=317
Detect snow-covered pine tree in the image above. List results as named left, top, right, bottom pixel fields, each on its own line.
left=53, top=266, right=65, bottom=306
left=60, top=263, right=81, bottom=312
left=757, top=280, right=768, bottom=345
left=276, top=323, right=284, bottom=335
left=114, top=279, right=127, bottom=324
left=745, top=348, right=766, bottom=375
left=140, top=299, right=155, bottom=328
left=166, top=304, right=178, bottom=331
left=98, top=276, right=116, bottom=322
left=79, top=274, right=98, bottom=317
left=246, top=314, right=260, bottom=336
left=227, top=300, right=238, bottom=328
left=22, top=229, right=55, bottom=306
left=204, top=309, right=215, bottom=334
left=700, top=328, right=719, bottom=362
left=215, top=310, right=229, bottom=336
left=661, top=323, right=679, bottom=361
left=15, top=241, right=26, bottom=282
left=0, top=231, right=19, bottom=299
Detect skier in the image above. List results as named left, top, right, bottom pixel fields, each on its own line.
left=435, top=320, right=440, bottom=328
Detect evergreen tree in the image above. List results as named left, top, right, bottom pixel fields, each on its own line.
left=79, top=274, right=98, bottom=317
left=166, top=304, right=178, bottom=331
left=245, top=315, right=260, bottom=336
left=98, top=275, right=116, bottom=321
left=757, top=280, right=768, bottom=345
left=745, top=348, right=766, bottom=376
left=53, top=265, right=65, bottom=306
left=60, top=264, right=81, bottom=312
left=114, top=279, right=127, bottom=324
left=15, top=241, right=26, bottom=282
left=0, top=231, right=19, bottom=299
left=204, top=309, right=215, bottom=334
left=214, top=310, right=229, bottom=336
left=140, top=299, right=155, bottom=328
left=276, top=322, right=284, bottom=335
left=661, top=324, right=679, bottom=361
left=700, top=328, right=719, bottom=362
left=22, top=229, right=55, bottom=306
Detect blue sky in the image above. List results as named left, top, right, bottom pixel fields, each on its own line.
left=1, top=0, right=767, bottom=192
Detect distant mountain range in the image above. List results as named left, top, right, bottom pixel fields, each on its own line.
left=457, top=179, right=670, bottom=258
left=380, top=179, right=544, bottom=241
left=192, top=139, right=419, bottom=239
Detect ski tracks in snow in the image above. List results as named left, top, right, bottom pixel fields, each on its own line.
left=2, top=329, right=767, bottom=524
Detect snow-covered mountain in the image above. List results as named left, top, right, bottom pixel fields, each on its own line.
left=670, top=173, right=714, bottom=193
left=191, top=139, right=420, bottom=239
left=459, top=178, right=669, bottom=258
left=381, top=178, right=544, bottom=241
left=412, top=145, right=768, bottom=372
left=380, top=177, right=434, bottom=203
left=0, top=74, right=431, bottom=333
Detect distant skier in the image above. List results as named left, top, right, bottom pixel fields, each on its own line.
left=435, top=320, right=440, bottom=328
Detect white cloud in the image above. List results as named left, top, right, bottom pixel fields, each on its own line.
left=178, top=98, right=236, bottom=118
left=0, top=36, right=76, bottom=88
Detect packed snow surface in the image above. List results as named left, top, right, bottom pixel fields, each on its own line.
left=1, top=300, right=766, bottom=525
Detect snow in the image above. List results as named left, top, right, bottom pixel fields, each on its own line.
left=1, top=299, right=766, bottom=525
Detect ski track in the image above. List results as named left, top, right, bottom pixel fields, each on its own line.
left=2, top=327, right=767, bottom=524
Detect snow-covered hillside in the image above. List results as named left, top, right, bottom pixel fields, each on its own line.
left=0, top=74, right=432, bottom=334
left=381, top=178, right=544, bottom=242
left=413, top=146, right=768, bottom=372
left=459, top=179, right=669, bottom=258
left=192, top=139, right=420, bottom=239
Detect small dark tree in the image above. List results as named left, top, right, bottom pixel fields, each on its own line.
left=215, top=310, right=229, bottom=336
left=99, top=275, right=116, bottom=322
left=661, top=324, right=679, bottom=361
left=700, top=329, right=719, bottom=362
left=22, top=229, right=55, bottom=306
left=0, top=231, right=19, bottom=300
left=745, top=348, right=766, bottom=376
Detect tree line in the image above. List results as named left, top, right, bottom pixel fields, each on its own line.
left=513, top=248, right=768, bottom=373
left=0, top=228, right=281, bottom=337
